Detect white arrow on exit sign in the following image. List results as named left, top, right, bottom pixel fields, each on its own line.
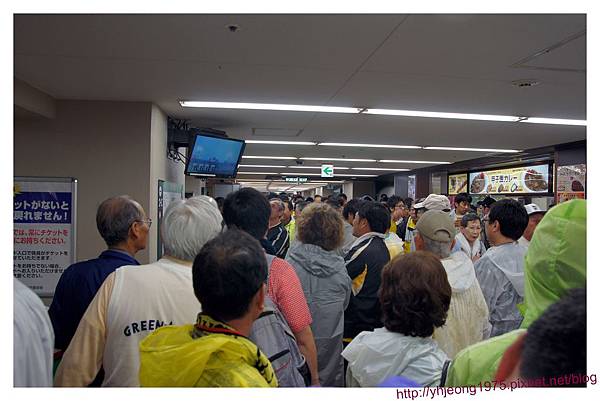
left=321, top=164, right=334, bottom=178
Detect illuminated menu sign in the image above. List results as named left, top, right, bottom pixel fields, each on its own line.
left=448, top=173, right=468, bottom=195
left=468, top=164, right=551, bottom=195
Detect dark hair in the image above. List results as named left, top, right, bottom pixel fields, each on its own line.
left=460, top=213, right=481, bottom=228
left=520, top=288, right=586, bottom=386
left=455, top=193, right=472, bottom=205
left=193, top=229, right=268, bottom=322
left=386, top=195, right=404, bottom=210
left=342, top=199, right=362, bottom=220
left=223, top=188, right=270, bottom=240
left=305, top=197, right=314, bottom=203
left=404, top=198, right=414, bottom=209
left=325, top=195, right=343, bottom=209
left=283, top=199, right=293, bottom=213
left=361, top=195, right=374, bottom=202
left=357, top=201, right=391, bottom=234
left=379, top=251, right=451, bottom=337
left=297, top=203, right=344, bottom=251
left=295, top=201, right=309, bottom=213
left=314, top=195, right=322, bottom=200
left=339, top=193, right=348, bottom=201
left=96, top=195, right=144, bottom=246
left=488, top=199, right=528, bottom=240
left=266, top=192, right=279, bottom=200
left=379, top=194, right=389, bottom=202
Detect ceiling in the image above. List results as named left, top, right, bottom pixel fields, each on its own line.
left=14, top=14, right=586, bottom=186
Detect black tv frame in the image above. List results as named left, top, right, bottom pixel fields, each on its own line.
left=184, top=132, right=246, bottom=178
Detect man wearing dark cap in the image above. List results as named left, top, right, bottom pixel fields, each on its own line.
left=478, top=196, right=496, bottom=249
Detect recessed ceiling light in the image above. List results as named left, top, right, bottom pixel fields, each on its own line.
left=318, top=142, right=421, bottom=149
left=423, top=147, right=520, bottom=153
left=300, top=157, right=377, bottom=162
left=379, top=160, right=452, bottom=164
left=245, top=140, right=317, bottom=145
left=238, top=164, right=287, bottom=168
left=335, top=174, right=378, bottom=177
left=180, top=100, right=586, bottom=126
left=352, top=167, right=411, bottom=171
left=287, top=166, right=350, bottom=170
left=242, top=155, right=298, bottom=160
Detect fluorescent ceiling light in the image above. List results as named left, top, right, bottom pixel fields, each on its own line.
left=519, top=117, right=587, bottom=126
left=242, top=156, right=298, bottom=160
left=352, top=167, right=411, bottom=171
left=319, top=142, right=421, bottom=149
left=181, top=101, right=586, bottom=126
left=281, top=173, right=323, bottom=176
left=236, top=172, right=279, bottom=175
left=287, top=165, right=350, bottom=170
left=379, top=160, right=452, bottom=164
left=180, top=101, right=357, bottom=114
left=335, top=174, right=378, bottom=177
left=245, top=140, right=317, bottom=145
left=423, top=147, right=520, bottom=153
left=364, top=108, right=520, bottom=122
left=300, top=157, right=377, bottom=162
left=238, top=164, right=287, bottom=168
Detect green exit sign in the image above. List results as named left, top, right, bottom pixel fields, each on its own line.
left=285, top=177, right=308, bottom=183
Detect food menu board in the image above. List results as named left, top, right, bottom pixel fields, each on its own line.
left=448, top=173, right=468, bottom=195
left=556, top=164, right=585, bottom=203
left=468, top=164, right=551, bottom=195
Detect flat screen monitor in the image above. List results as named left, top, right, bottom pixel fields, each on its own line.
left=185, top=134, right=246, bottom=178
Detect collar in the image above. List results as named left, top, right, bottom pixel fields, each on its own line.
left=100, top=249, right=140, bottom=265
left=350, top=231, right=386, bottom=249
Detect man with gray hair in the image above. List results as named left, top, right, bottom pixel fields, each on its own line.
left=415, top=210, right=490, bottom=358
left=267, top=198, right=290, bottom=258
left=55, top=196, right=223, bottom=387
left=50, top=195, right=149, bottom=360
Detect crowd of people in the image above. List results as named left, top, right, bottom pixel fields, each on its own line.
left=14, top=188, right=586, bottom=388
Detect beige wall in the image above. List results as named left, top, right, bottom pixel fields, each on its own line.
left=15, top=100, right=154, bottom=263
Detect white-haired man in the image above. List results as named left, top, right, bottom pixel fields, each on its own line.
left=414, top=210, right=490, bottom=358
left=55, top=196, right=223, bottom=387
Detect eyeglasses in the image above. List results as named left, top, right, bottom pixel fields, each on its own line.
left=137, top=218, right=152, bottom=228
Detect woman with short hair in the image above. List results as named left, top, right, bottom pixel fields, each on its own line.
left=342, top=251, right=452, bottom=387
left=285, top=203, right=351, bottom=387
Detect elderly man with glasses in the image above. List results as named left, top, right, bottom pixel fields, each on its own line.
left=50, top=195, right=150, bottom=385
left=55, top=196, right=223, bottom=387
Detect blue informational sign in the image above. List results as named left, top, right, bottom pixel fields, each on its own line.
left=14, top=192, right=72, bottom=224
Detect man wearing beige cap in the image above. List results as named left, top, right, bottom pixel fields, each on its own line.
left=407, top=194, right=452, bottom=252
left=415, top=210, right=490, bottom=358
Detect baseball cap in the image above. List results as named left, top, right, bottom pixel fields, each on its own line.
left=413, top=194, right=451, bottom=212
left=524, top=203, right=546, bottom=216
left=415, top=210, right=456, bottom=242
left=478, top=196, right=496, bottom=208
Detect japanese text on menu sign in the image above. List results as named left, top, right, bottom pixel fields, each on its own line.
left=14, top=178, right=77, bottom=296
left=468, top=164, right=550, bottom=195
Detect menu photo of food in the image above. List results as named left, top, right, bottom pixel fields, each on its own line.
left=469, top=172, right=487, bottom=194
left=469, top=164, right=551, bottom=195
left=521, top=166, right=549, bottom=193
left=448, top=173, right=468, bottom=195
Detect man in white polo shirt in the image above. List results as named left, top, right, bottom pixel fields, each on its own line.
left=518, top=204, right=547, bottom=250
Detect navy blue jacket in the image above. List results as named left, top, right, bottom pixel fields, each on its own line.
left=49, top=249, right=139, bottom=350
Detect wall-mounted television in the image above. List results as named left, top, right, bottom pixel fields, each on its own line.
left=184, top=134, right=246, bottom=178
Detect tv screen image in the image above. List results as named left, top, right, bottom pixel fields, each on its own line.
left=185, top=134, right=245, bottom=178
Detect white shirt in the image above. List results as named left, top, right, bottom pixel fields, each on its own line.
left=14, top=278, right=54, bottom=387
left=517, top=236, right=530, bottom=249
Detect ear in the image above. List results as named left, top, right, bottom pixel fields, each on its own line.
left=451, top=238, right=456, bottom=249
left=495, top=332, right=527, bottom=382
left=129, top=221, right=142, bottom=240
left=414, top=233, right=424, bottom=250
left=253, top=283, right=266, bottom=315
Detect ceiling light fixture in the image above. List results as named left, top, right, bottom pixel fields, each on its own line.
left=238, top=164, right=287, bottom=168
left=335, top=174, right=378, bottom=177
left=379, top=160, right=452, bottom=164
left=318, top=142, right=422, bottom=149
left=351, top=167, right=411, bottom=171
left=180, top=101, right=586, bottom=126
left=300, top=157, right=377, bottom=162
left=245, top=140, right=317, bottom=145
left=286, top=166, right=350, bottom=170
left=423, top=147, right=520, bottom=153
left=180, top=101, right=357, bottom=114
left=242, top=155, right=298, bottom=160
left=236, top=171, right=279, bottom=175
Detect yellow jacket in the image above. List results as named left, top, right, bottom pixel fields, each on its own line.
left=139, top=314, right=278, bottom=387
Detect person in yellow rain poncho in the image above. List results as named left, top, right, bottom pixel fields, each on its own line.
left=139, top=229, right=278, bottom=387
left=445, top=199, right=586, bottom=386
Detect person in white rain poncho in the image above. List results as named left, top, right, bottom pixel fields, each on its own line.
left=474, top=199, right=529, bottom=338
left=415, top=210, right=490, bottom=358
left=342, top=252, right=451, bottom=387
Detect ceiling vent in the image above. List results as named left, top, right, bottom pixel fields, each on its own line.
left=511, top=79, right=540, bottom=88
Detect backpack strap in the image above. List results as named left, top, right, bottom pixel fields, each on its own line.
left=440, top=360, right=451, bottom=386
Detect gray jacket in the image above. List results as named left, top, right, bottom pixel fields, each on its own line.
left=286, top=242, right=352, bottom=387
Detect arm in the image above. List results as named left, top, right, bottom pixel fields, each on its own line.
left=54, top=273, right=114, bottom=386
left=294, top=325, right=320, bottom=386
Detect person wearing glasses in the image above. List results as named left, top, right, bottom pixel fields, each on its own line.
left=49, top=195, right=149, bottom=384
left=55, top=196, right=223, bottom=387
